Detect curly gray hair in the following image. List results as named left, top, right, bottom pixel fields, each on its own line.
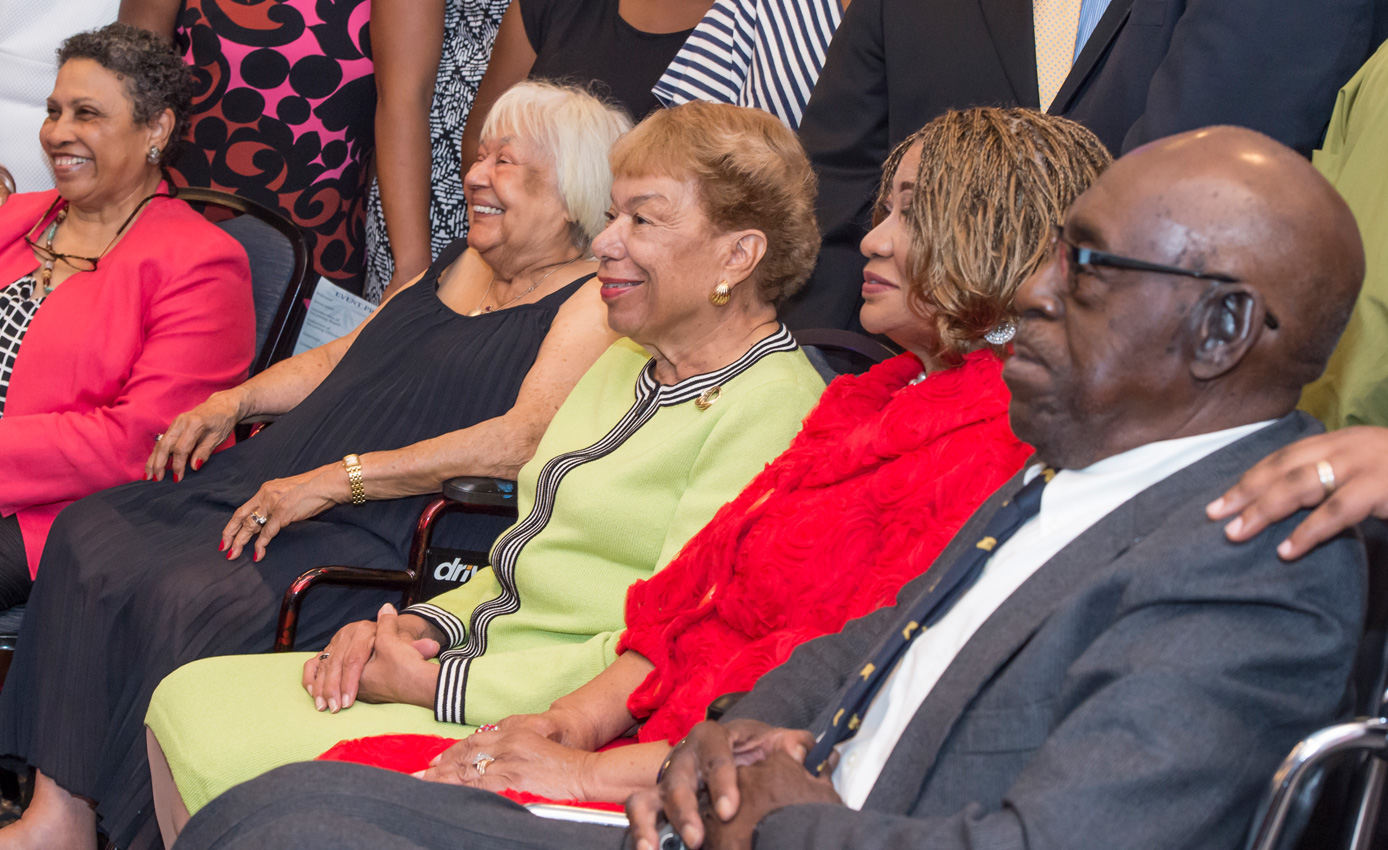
left=57, top=23, right=195, bottom=166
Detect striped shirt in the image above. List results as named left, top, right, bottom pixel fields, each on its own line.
left=1075, top=0, right=1114, bottom=58
left=652, top=0, right=842, bottom=129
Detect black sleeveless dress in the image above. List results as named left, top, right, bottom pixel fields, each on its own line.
left=0, top=240, right=591, bottom=849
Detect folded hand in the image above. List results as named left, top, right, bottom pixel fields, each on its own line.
left=625, top=719, right=818, bottom=850
left=304, top=604, right=440, bottom=713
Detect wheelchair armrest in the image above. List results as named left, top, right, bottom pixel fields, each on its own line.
left=706, top=691, right=749, bottom=722
left=273, top=566, right=414, bottom=652
left=272, top=484, right=518, bottom=653
left=442, top=476, right=519, bottom=515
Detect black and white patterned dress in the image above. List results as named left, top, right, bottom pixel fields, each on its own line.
left=363, top=0, right=510, bottom=302
left=0, top=275, right=41, bottom=417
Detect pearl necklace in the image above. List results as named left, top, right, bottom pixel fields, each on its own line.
left=467, top=257, right=579, bottom=317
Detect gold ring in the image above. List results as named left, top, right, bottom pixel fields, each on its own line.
left=1316, top=460, right=1337, bottom=498
left=473, top=753, right=495, bottom=776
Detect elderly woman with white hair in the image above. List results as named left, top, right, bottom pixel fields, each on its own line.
left=0, top=80, right=631, bottom=850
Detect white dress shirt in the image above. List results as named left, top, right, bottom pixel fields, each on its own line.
left=831, top=420, right=1274, bottom=808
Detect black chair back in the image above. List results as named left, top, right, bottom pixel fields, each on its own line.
left=793, top=328, right=899, bottom=381
left=175, top=187, right=313, bottom=375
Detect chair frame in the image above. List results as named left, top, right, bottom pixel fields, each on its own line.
left=1244, top=719, right=1388, bottom=850
left=273, top=480, right=519, bottom=651
left=1244, top=519, right=1388, bottom=850
left=793, top=328, right=899, bottom=372
left=173, top=187, right=314, bottom=376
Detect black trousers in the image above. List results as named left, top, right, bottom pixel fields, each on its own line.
left=178, top=762, right=626, bottom=850
left=0, top=514, right=30, bottom=610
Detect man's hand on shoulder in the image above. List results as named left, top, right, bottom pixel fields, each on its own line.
left=625, top=719, right=830, bottom=850
left=1208, top=426, right=1388, bottom=559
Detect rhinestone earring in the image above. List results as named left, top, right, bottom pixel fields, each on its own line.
left=147, top=146, right=161, bottom=164
left=709, top=280, right=731, bottom=307
left=984, top=321, right=1016, bottom=345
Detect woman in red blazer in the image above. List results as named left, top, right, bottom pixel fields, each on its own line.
left=0, top=24, right=253, bottom=612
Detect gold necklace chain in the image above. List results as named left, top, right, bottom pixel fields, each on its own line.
left=467, top=256, right=579, bottom=317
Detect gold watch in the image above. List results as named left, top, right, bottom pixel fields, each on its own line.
left=342, top=454, right=366, bottom=505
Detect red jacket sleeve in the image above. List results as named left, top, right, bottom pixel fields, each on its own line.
left=0, top=225, right=254, bottom=510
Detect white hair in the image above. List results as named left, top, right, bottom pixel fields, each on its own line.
left=481, top=80, right=633, bottom=253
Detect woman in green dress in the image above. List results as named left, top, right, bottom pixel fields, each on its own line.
left=145, top=100, right=828, bottom=846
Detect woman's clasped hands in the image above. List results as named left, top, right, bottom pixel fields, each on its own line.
left=303, top=604, right=443, bottom=714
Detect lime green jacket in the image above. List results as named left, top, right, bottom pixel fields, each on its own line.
left=1301, top=40, right=1388, bottom=429
left=407, top=329, right=826, bottom=723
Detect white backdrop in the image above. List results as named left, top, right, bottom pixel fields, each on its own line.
left=0, top=0, right=120, bottom=193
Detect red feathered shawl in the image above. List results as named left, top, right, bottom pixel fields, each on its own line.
left=619, top=350, right=1032, bottom=743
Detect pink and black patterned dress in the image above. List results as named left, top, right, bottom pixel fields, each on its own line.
left=169, top=0, right=375, bottom=289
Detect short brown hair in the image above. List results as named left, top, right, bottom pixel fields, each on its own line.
left=878, top=108, right=1112, bottom=356
left=58, top=23, right=194, bottom=166
left=610, top=101, right=819, bottom=306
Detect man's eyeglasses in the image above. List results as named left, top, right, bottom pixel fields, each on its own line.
left=1048, top=226, right=1277, bottom=330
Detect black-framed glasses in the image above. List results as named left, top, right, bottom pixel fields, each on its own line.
left=24, top=192, right=176, bottom=275
left=1049, top=226, right=1277, bottom=330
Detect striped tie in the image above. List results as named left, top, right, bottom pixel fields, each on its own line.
left=804, top=469, right=1053, bottom=775
left=1034, top=0, right=1082, bottom=111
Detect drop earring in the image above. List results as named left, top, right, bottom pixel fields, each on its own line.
left=983, top=321, right=1016, bottom=345
left=709, top=280, right=731, bottom=307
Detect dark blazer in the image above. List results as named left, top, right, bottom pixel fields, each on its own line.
left=727, top=412, right=1367, bottom=850
left=782, top=0, right=1378, bottom=330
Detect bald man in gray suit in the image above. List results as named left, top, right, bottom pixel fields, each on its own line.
left=176, top=126, right=1368, bottom=850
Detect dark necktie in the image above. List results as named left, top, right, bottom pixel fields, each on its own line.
left=804, top=468, right=1054, bottom=775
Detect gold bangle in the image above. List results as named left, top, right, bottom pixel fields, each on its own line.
left=342, top=454, right=366, bottom=505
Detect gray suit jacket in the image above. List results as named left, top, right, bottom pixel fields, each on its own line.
left=729, top=412, right=1367, bottom=850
